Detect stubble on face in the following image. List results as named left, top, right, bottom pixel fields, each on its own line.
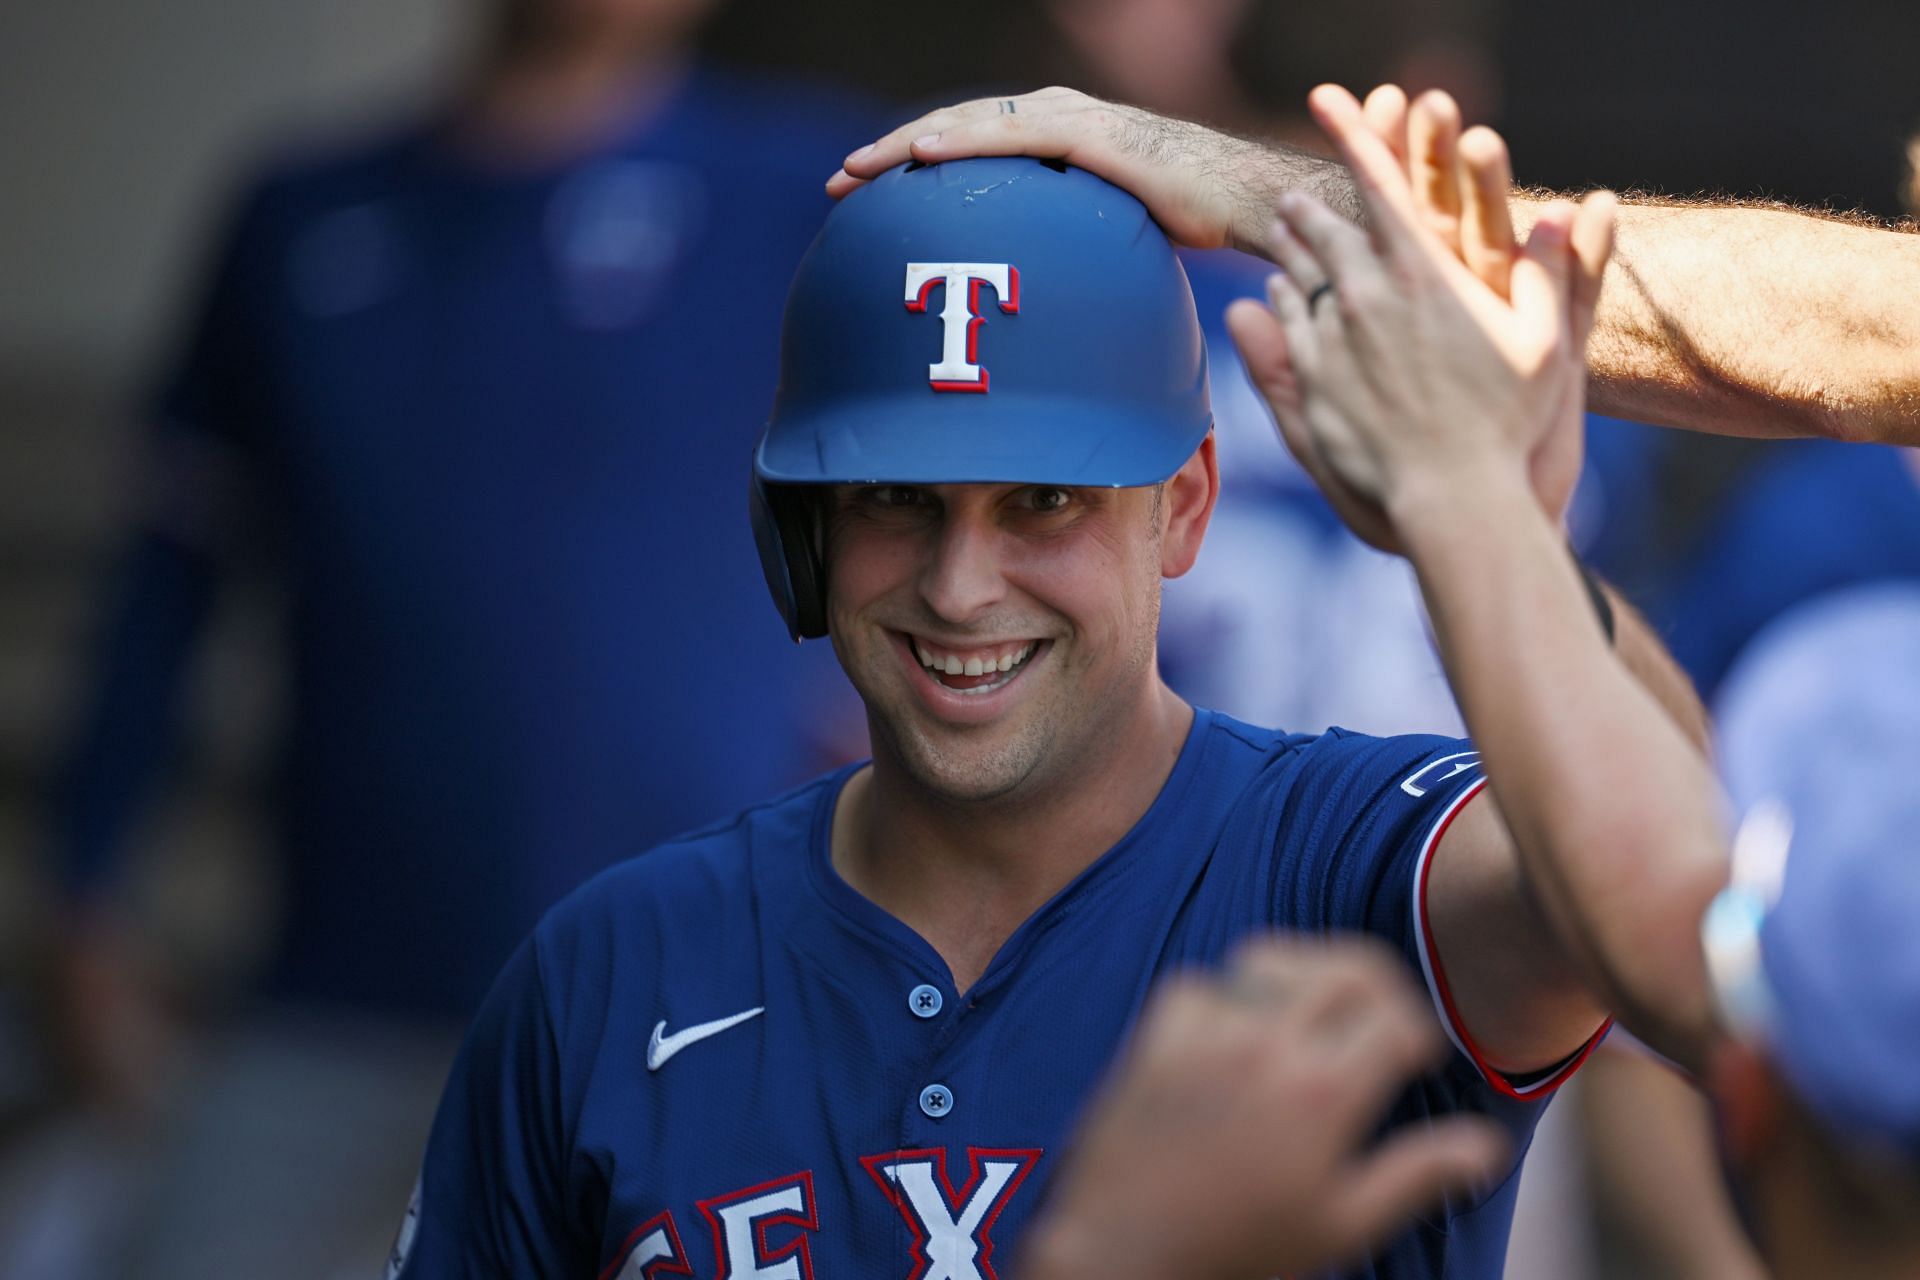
left=840, top=485, right=1169, bottom=810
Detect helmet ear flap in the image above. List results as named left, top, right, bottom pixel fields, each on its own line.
left=750, top=474, right=829, bottom=641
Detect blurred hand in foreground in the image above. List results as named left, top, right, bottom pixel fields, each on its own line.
left=1020, top=936, right=1509, bottom=1280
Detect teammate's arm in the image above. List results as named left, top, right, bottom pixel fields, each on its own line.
left=1524, top=194, right=1920, bottom=444
left=54, top=178, right=274, bottom=1113
left=1229, top=85, right=1728, bottom=1073
left=834, top=88, right=1920, bottom=446
left=1401, top=581, right=1708, bottom=1076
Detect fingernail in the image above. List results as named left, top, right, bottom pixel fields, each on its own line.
left=912, top=133, right=940, bottom=149
left=846, top=143, right=875, bottom=163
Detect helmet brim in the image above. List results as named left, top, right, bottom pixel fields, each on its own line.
left=755, top=395, right=1212, bottom=489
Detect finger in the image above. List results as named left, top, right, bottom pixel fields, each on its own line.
left=829, top=107, right=1096, bottom=201
left=905, top=111, right=1078, bottom=167
left=1360, top=84, right=1410, bottom=170
left=1133, top=972, right=1234, bottom=1053
left=1510, top=200, right=1578, bottom=334
left=1328, top=1117, right=1512, bottom=1254
left=1221, top=934, right=1322, bottom=1006
left=1305, top=84, right=1426, bottom=256
left=1228, top=294, right=1311, bottom=430
left=1229, top=289, right=1318, bottom=451
left=1231, top=281, right=1403, bottom=552
left=1408, top=90, right=1464, bottom=255
left=1265, top=261, right=1323, bottom=373
left=1266, top=218, right=1331, bottom=297
left=1286, top=949, right=1410, bottom=1041
left=827, top=102, right=991, bottom=196
left=1319, top=985, right=1448, bottom=1086
left=1238, top=319, right=1404, bottom=552
left=828, top=92, right=1076, bottom=196
left=1568, top=189, right=1619, bottom=342
left=1456, top=126, right=1517, bottom=298
left=1277, top=193, right=1380, bottom=293
left=844, top=96, right=1026, bottom=172
left=1528, top=407, right=1586, bottom=530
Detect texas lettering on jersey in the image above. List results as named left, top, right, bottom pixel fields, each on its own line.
left=598, top=1148, right=1041, bottom=1280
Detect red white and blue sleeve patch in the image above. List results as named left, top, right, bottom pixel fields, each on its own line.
left=1411, top=777, right=1611, bottom=1100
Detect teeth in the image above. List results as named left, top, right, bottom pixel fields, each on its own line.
left=915, top=637, right=1040, bottom=680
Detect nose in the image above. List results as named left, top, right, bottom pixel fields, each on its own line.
left=917, top=504, right=1007, bottom=625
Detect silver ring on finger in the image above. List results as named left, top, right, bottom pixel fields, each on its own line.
left=1307, top=281, right=1336, bottom=314
left=1001, top=98, right=1017, bottom=115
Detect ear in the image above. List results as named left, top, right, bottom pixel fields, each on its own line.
left=1159, top=432, right=1220, bottom=579
left=1708, top=1039, right=1785, bottom=1168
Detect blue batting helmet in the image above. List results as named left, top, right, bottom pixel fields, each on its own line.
left=750, top=156, right=1212, bottom=641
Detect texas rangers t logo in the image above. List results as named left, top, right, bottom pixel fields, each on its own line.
left=904, top=263, right=1021, bottom=392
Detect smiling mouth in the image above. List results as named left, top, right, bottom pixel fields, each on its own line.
left=906, top=634, right=1045, bottom=696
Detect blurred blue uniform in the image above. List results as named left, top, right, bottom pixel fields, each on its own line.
left=58, top=67, right=878, bottom=1018
left=1159, top=250, right=1464, bottom=737
left=397, top=714, right=1592, bottom=1280
left=1581, top=421, right=1920, bottom=701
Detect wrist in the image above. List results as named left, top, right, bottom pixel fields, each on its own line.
left=1384, top=454, right=1537, bottom=550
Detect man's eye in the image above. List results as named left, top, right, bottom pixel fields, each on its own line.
left=1026, top=487, right=1072, bottom=513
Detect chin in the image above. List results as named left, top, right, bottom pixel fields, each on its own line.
left=881, top=711, right=1055, bottom=805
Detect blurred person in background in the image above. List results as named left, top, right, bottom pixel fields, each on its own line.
left=29, top=0, right=874, bottom=1275
left=1579, top=423, right=1920, bottom=705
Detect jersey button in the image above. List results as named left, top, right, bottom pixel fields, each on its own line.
left=919, top=1083, right=954, bottom=1118
left=908, top=984, right=944, bottom=1019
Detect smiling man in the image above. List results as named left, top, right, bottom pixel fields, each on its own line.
left=393, top=156, right=1702, bottom=1280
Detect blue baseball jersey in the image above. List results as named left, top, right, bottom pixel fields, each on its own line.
left=394, top=711, right=1595, bottom=1279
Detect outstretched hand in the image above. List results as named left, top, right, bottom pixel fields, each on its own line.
left=1020, top=936, right=1509, bottom=1280
left=1227, top=85, right=1615, bottom=547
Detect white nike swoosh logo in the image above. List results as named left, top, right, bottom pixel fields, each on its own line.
left=647, top=1007, right=764, bottom=1072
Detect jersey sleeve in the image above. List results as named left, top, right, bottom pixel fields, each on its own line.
left=1266, top=728, right=1605, bottom=1102
left=53, top=176, right=279, bottom=901
left=394, top=933, right=591, bottom=1278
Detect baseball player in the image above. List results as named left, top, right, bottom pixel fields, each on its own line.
left=1235, top=81, right=1920, bottom=1279
left=391, top=153, right=1706, bottom=1279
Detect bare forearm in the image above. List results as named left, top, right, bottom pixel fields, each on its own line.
left=1514, top=195, right=1920, bottom=443
left=1607, top=587, right=1711, bottom=755
left=1219, top=136, right=1365, bottom=251
left=1392, top=467, right=1727, bottom=1070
